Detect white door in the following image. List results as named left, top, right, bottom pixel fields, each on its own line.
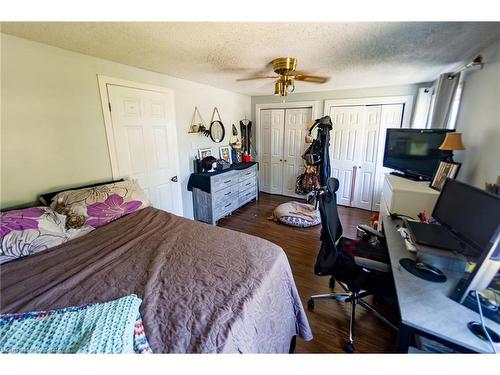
left=372, top=104, right=404, bottom=211
left=352, top=105, right=381, bottom=210
left=106, top=84, right=182, bottom=216
left=282, top=108, right=313, bottom=197
left=328, top=106, right=367, bottom=207
left=259, top=109, right=285, bottom=194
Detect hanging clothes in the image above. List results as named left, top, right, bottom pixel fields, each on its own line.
left=315, top=116, right=333, bottom=186
left=239, top=119, right=252, bottom=155
left=302, top=116, right=332, bottom=187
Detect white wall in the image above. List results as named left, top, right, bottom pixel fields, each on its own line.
left=454, top=39, right=500, bottom=189
left=251, top=82, right=431, bottom=123
left=0, top=33, right=251, bottom=218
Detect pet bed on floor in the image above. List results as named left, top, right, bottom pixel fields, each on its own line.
left=270, top=201, right=321, bottom=228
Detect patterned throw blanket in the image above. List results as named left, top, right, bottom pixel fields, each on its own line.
left=0, top=295, right=152, bottom=354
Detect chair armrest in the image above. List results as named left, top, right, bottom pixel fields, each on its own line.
left=354, top=256, right=390, bottom=273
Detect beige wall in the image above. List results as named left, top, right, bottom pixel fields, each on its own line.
left=0, top=34, right=251, bottom=218
left=455, top=38, right=500, bottom=189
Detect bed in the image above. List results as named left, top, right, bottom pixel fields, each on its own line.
left=0, top=203, right=312, bottom=353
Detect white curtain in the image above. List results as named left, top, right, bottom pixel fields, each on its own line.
left=428, top=72, right=461, bottom=129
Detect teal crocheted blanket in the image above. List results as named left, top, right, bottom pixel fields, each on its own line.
left=0, top=295, right=152, bottom=354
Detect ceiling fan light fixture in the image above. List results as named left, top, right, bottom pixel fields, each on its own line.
left=274, top=80, right=285, bottom=96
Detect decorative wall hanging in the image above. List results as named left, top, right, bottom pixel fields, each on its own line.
left=205, top=107, right=225, bottom=143
left=240, top=118, right=252, bottom=155
left=188, top=106, right=207, bottom=134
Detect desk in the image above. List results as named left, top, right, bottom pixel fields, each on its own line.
left=383, top=216, right=500, bottom=353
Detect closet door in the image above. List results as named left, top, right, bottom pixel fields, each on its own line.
left=328, top=106, right=366, bottom=207
left=282, top=108, right=313, bottom=197
left=259, top=109, right=285, bottom=194
left=352, top=106, right=381, bottom=210
left=372, top=104, right=404, bottom=211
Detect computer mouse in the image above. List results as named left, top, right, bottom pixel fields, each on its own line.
left=415, top=262, right=444, bottom=277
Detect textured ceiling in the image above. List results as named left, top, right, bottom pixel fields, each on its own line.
left=2, top=22, right=500, bottom=95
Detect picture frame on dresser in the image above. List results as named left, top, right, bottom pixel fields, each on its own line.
left=198, top=147, right=213, bottom=159
left=429, top=161, right=461, bottom=191
left=219, top=146, right=232, bottom=164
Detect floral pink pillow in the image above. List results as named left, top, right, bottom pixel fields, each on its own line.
left=51, top=180, right=150, bottom=229
left=0, top=207, right=86, bottom=264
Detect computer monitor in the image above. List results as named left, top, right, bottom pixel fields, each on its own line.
left=432, top=178, right=500, bottom=257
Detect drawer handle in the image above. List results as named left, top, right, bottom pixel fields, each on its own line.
left=224, top=203, right=231, bottom=208
left=245, top=171, right=251, bottom=175
left=223, top=180, right=231, bottom=184
left=224, top=191, right=231, bottom=196
left=245, top=182, right=251, bottom=186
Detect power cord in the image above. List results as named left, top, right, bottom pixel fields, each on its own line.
left=475, top=290, right=498, bottom=354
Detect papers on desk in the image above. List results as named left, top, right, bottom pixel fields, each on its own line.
left=398, top=227, right=417, bottom=253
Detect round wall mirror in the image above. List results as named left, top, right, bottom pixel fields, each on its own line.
left=209, top=120, right=225, bottom=143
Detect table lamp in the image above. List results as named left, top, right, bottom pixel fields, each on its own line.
left=439, top=132, right=465, bottom=162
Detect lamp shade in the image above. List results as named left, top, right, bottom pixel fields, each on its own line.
left=439, top=132, right=465, bottom=151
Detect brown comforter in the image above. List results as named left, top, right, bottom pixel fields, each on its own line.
left=0, top=207, right=312, bottom=353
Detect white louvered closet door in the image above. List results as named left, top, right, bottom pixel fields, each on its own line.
left=328, top=103, right=404, bottom=211
left=372, top=104, right=404, bottom=211
left=259, top=109, right=285, bottom=194
left=329, top=106, right=367, bottom=207
left=282, top=108, right=313, bottom=197
left=352, top=106, right=381, bottom=210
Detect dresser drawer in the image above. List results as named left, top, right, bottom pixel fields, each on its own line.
left=214, top=199, right=237, bottom=219
left=239, top=187, right=257, bottom=206
left=238, top=165, right=257, bottom=182
left=213, top=184, right=238, bottom=202
left=212, top=171, right=238, bottom=192
left=238, top=178, right=256, bottom=192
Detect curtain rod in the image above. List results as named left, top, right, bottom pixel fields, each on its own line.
left=447, top=55, right=483, bottom=79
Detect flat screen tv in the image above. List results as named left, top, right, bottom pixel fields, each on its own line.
left=383, top=128, right=454, bottom=181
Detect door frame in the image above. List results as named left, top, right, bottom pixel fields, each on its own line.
left=323, top=95, right=414, bottom=127
left=97, top=75, right=183, bottom=215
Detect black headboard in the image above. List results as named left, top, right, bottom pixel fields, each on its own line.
left=39, top=179, right=124, bottom=206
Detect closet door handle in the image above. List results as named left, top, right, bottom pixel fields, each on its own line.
left=350, top=166, right=357, bottom=205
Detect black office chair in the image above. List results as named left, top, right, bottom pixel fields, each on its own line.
left=308, top=177, right=398, bottom=353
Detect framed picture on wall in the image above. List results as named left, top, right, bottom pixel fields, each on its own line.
left=430, top=161, right=462, bottom=191
left=198, top=147, right=213, bottom=159
left=219, top=146, right=232, bottom=164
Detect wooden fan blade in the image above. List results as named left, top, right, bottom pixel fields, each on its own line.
left=236, top=76, right=278, bottom=81
left=294, top=74, right=330, bottom=84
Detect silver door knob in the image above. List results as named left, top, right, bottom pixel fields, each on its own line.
left=171, top=176, right=178, bottom=182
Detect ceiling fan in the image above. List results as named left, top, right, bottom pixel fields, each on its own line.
left=237, top=57, right=330, bottom=96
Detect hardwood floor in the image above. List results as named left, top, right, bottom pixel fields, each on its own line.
left=217, top=192, right=398, bottom=353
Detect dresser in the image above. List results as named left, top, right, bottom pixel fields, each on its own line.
left=379, top=173, right=440, bottom=230
left=189, top=163, right=258, bottom=225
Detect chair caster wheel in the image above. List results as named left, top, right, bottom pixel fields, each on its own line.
left=329, top=277, right=336, bottom=289
left=344, top=340, right=354, bottom=353
left=307, top=298, right=315, bottom=311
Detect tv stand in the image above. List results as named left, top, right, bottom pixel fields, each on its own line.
left=390, top=171, right=430, bottom=182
